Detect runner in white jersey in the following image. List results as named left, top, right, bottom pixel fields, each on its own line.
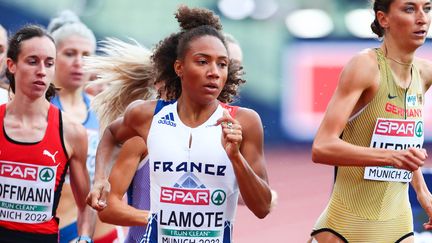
left=142, top=100, right=239, bottom=242
left=87, top=5, right=272, bottom=243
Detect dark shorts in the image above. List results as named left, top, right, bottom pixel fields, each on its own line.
left=0, top=226, right=58, bottom=243
left=311, top=228, right=414, bottom=243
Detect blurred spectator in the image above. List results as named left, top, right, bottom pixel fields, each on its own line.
left=224, top=33, right=243, bottom=63
left=0, top=24, right=9, bottom=103
left=48, top=10, right=123, bottom=243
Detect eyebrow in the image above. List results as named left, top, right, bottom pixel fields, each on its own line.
left=26, top=55, right=38, bottom=59
left=26, top=55, right=55, bottom=60
left=404, top=1, right=431, bottom=6
left=194, top=53, right=228, bottom=60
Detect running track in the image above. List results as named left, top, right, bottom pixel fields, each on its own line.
left=233, top=146, right=334, bottom=242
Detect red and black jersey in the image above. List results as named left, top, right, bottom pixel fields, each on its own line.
left=0, top=104, right=69, bottom=241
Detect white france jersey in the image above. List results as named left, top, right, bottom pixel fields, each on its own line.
left=140, top=100, right=239, bottom=243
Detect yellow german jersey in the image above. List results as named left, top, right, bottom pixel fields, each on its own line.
left=313, top=48, right=424, bottom=242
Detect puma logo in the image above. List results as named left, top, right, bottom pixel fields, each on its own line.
left=43, top=149, right=58, bottom=164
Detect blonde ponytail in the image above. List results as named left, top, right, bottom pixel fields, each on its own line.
left=85, top=38, right=156, bottom=131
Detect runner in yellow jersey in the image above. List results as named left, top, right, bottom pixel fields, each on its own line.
left=309, top=0, right=432, bottom=242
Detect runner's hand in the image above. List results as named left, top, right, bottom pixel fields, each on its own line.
left=86, top=178, right=110, bottom=211
left=391, top=148, right=427, bottom=171
left=215, top=109, right=242, bottom=159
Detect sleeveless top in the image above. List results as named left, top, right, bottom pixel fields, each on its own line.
left=140, top=100, right=239, bottom=243
left=0, top=104, right=69, bottom=234
left=51, top=93, right=99, bottom=183
left=125, top=157, right=151, bottom=243
left=331, top=48, right=424, bottom=220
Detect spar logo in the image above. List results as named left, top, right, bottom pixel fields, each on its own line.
left=160, top=173, right=226, bottom=206
left=0, top=161, right=38, bottom=181
left=415, top=121, right=424, bottom=138
left=211, top=189, right=226, bottom=206
left=374, top=119, right=416, bottom=137
left=161, top=187, right=210, bottom=205
left=39, top=168, right=55, bottom=182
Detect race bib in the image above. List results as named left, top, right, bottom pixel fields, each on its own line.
left=158, top=186, right=227, bottom=243
left=364, top=118, right=423, bottom=182
left=0, top=160, right=57, bottom=223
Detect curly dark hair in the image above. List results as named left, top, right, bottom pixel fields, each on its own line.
left=152, top=5, right=245, bottom=103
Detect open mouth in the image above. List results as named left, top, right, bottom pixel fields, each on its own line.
left=414, top=30, right=427, bottom=36
left=204, top=83, right=218, bottom=90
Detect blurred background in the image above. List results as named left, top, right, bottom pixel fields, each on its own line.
left=2, top=0, right=432, bottom=144
left=2, top=0, right=432, bottom=242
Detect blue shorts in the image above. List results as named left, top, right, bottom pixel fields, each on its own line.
left=59, top=221, right=78, bottom=243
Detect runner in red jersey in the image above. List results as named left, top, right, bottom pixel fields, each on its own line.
left=0, top=24, right=94, bottom=243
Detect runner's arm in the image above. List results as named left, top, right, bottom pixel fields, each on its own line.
left=98, top=136, right=149, bottom=226
left=217, top=108, right=271, bottom=218
left=65, top=120, right=95, bottom=238
left=411, top=169, right=432, bottom=230
left=312, top=51, right=425, bottom=171
left=235, top=109, right=271, bottom=218
left=88, top=100, right=155, bottom=210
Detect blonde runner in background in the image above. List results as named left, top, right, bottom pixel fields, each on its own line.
left=47, top=10, right=123, bottom=243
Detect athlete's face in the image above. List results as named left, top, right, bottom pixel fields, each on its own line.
left=381, top=0, right=431, bottom=48
left=54, top=35, right=94, bottom=91
left=175, top=35, right=229, bottom=105
left=7, top=36, right=56, bottom=100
